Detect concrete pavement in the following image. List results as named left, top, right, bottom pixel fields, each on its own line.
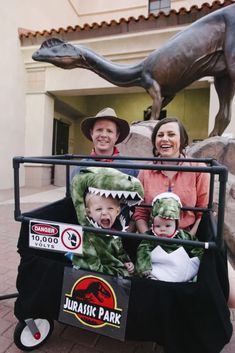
left=0, top=186, right=234, bottom=353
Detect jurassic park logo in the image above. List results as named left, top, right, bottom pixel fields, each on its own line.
left=63, top=275, right=122, bottom=328
left=59, top=268, right=131, bottom=340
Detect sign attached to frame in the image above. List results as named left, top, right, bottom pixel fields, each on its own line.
left=29, top=220, right=83, bottom=254
left=59, top=267, right=131, bottom=341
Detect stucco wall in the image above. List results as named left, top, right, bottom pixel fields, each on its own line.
left=17, top=0, right=148, bottom=31
left=71, top=0, right=148, bottom=25
left=17, top=0, right=79, bottom=31
left=0, top=2, right=26, bottom=189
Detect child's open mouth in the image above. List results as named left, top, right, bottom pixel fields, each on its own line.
left=100, top=219, right=111, bottom=228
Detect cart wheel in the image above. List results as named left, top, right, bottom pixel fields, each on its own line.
left=14, top=318, right=54, bottom=351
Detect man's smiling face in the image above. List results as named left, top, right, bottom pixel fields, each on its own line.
left=90, top=119, right=119, bottom=155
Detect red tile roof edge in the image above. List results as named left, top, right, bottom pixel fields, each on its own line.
left=18, top=0, right=234, bottom=39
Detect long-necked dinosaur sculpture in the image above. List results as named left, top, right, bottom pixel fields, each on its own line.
left=32, top=4, right=235, bottom=136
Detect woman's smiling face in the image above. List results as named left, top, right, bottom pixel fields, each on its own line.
left=155, top=122, right=181, bottom=158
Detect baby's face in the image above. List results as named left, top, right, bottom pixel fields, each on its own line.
left=86, top=195, right=120, bottom=228
left=152, top=215, right=176, bottom=238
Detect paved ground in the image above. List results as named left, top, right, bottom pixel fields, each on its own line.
left=0, top=186, right=234, bottom=353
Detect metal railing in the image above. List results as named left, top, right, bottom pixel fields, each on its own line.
left=12, top=154, right=228, bottom=251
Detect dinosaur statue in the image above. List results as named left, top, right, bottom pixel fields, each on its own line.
left=32, top=4, right=235, bottom=136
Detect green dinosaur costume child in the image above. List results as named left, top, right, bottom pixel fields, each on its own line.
left=135, top=192, right=203, bottom=282
left=70, top=167, right=144, bottom=277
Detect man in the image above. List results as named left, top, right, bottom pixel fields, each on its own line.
left=70, top=107, right=139, bottom=247
left=71, top=107, right=138, bottom=179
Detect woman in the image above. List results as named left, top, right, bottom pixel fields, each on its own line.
left=134, top=117, right=210, bottom=236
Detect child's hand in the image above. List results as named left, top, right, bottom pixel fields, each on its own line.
left=124, top=262, right=135, bottom=274
left=142, top=270, right=151, bottom=277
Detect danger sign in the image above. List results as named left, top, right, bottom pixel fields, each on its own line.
left=29, top=220, right=83, bottom=255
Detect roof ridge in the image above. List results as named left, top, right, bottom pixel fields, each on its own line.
left=19, top=0, right=234, bottom=40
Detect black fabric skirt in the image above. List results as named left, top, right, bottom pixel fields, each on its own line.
left=14, top=198, right=233, bottom=353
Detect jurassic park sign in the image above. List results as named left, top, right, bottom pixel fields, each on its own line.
left=59, top=267, right=131, bottom=340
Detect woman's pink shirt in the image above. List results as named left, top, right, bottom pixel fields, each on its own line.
left=134, top=161, right=210, bottom=229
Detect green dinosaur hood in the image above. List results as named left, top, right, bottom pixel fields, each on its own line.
left=70, top=167, right=144, bottom=227
left=150, top=192, right=182, bottom=223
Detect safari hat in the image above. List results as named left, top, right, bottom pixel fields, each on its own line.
left=81, top=107, right=130, bottom=144
left=151, top=192, right=182, bottom=220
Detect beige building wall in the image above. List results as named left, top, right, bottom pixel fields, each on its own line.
left=1, top=0, right=235, bottom=189
left=17, top=0, right=148, bottom=31
left=70, top=0, right=148, bottom=25
left=17, top=0, right=80, bottom=31
left=0, top=2, right=26, bottom=189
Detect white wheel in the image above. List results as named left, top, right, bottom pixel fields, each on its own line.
left=14, top=318, right=54, bottom=351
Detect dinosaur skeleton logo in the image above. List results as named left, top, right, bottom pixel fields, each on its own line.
left=63, top=275, right=122, bottom=328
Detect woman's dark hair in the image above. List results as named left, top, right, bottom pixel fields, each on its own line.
left=151, top=117, right=189, bottom=156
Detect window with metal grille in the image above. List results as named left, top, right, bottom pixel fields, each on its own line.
left=149, top=0, right=171, bottom=14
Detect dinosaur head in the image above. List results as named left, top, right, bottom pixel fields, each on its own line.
left=32, top=38, right=86, bottom=69
left=70, top=167, right=144, bottom=229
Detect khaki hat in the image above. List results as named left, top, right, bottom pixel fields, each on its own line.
left=81, top=107, right=130, bottom=144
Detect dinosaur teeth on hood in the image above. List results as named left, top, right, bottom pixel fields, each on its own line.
left=87, top=187, right=143, bottom=205
left=123, top=191, right=143, bottom=203
left=117, top=191, right=123, bottom=199
left=87, top=187, right=95, bottom=194
left=105, top=190, right=110, bottom=198
left=88, top=187, right=104, bottom=196
left=111, top=191, right=116, bottom=198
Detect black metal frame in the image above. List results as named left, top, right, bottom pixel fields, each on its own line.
left=1, top=154, right=227, bottom=301
left=12, top=154, right=227, bottom=248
